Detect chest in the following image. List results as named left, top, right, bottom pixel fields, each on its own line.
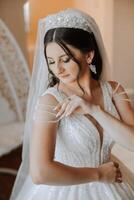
left=82, top=90, right=105, bottom=147
left=56, top=82, right=118, bottom=150
left=84, top=114, right=103, bottom=148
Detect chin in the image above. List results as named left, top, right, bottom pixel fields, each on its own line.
left=61, top=77, right=76, bottom=84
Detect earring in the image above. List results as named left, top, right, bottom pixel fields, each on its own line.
left=89, top=64, right=97, bottom=74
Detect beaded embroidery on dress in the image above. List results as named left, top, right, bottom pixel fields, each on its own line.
left=16, top=81, right=134, bottom=200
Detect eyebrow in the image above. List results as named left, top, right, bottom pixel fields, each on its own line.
left=47, top=54, right=68, bottom=59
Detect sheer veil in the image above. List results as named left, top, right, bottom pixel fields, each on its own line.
left=10, top=8, right=111, bottom=199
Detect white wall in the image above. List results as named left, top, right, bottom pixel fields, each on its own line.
left=113, top=0, right=134, bottom=88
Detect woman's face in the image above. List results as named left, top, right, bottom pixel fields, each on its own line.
left=46, top=42, right=90, bottom=84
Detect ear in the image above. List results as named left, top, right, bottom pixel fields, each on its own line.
left=86, top=51, right=95, bottom=64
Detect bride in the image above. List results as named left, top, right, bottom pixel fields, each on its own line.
left=10, top=8, right=134, bottom=200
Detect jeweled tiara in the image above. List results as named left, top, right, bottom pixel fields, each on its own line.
left=44, top=9, right=92, bottom=34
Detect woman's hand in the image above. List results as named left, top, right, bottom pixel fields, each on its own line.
left=53, top=95, right=97, bottom=119
left=98, top=161, right=122, bottom=183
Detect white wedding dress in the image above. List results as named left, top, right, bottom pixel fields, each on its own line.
left=15, top=81, right=134, bottom=200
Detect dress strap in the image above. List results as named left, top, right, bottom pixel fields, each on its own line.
left=112, top=82, right=120, bottom=95
left=32, top=87, right=65, bottom=123
left=100, top=80, right=113, bottom=111
left=100, top=81, right=120, bottom=119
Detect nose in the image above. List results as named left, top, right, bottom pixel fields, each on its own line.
left=56, top=63, right=65, bottom=75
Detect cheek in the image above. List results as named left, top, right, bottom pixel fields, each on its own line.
left=64, top=65, right=79, bottom=83
left=67, top=62, right=79, bottom=76
left=71, top=68, right=79, bottom=79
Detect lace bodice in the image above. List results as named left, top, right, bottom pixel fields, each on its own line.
left=36, top=81, right=120, bottom=167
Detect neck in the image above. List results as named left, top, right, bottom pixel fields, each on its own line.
left=59, top=70, right=98, bottom=98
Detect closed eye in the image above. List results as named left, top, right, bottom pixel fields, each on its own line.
left=62, top=57, right=70, bottom=63
left=48, top=61, right=55, bottom=65
left=48, top=57, right=70, bottom=65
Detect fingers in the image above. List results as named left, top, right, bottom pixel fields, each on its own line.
left=54, top=96, right=79, bottom=118
left=54, top=97, right=72, bottom=118
left=55, top=98, right=71, bottom=118
left=113, top=161, right=119, bottom=168
left=113, top=162, right=123, bottom=183
left=53, top=97, right=71, bottom=111
left=116, top=169, right=122, bottom=183
left=115, top=174, right=122, bottom=183
left=53, top=95, right=87, bottom=119
left=63, top=103, right=77, bottom=117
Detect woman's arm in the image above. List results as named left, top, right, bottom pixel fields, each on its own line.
left=91, top=81, right=134, bottom=151
left=30, top=94, right=99, bottom=185
left=30, top=94, right=118, bottom=185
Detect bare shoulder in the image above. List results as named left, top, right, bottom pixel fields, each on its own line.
left=108, top=80, right=124, bottom=93
left=108, top=80, right=132, bottom=102
left=108, top=80, right=134, bottom=125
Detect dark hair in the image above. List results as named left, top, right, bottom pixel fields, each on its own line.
left=44, top=28, right=102, bottom=93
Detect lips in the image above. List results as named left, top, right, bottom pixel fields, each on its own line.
left=60, top=74, right=69, bottom=78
